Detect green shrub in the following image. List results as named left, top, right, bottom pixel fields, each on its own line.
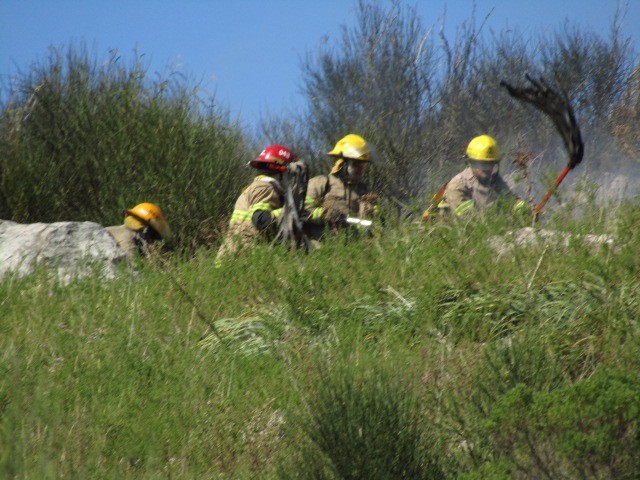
left=0, top=44, right=249, bottom=250
left=485, top=369, right=640, bottom=479
left=278, top=358, right=444, bottom=480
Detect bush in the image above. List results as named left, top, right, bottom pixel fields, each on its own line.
left=0, top=45, right=250, bottom=250
left=279, top=358, right=444, bottom=480
left=261, top=1, right=639, bottom=211
left=484, top=369, right=640, bottom=479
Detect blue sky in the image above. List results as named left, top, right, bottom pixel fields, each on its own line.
left=1, top=1, right=638, bottom=134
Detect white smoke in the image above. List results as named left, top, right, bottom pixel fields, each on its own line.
left=502, top=126, right=640, bottom=212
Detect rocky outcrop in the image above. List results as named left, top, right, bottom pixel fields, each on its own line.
left=489, top=227, right=616, bottom=258
left=0, top=220, right=127, bottom=284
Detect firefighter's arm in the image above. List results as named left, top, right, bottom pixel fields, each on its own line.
left=495, top=178, right=532, bottom=216
left=438, top=179, right=473, bottom=216
left=359, top=193, right=380, bottom=219
left=304, top=177, right=331, bottom=223
left=249, top=183, right=283, bottom=231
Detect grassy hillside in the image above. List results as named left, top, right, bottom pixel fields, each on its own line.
left=1, top=22, right=639, bottom=477
left=2, top=206, right=639, bottom=479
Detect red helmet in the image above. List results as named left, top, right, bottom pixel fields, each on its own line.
left=249, top=144, right=296, bottom=172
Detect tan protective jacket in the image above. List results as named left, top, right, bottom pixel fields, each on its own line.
left=216, top=175, right=284, bottom=260
left=105, top=224, right=145, bottom=259
left=438, top=167, right=519, bottom=216
left=304, top=173, right=375, bottom=240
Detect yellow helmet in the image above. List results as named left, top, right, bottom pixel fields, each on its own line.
left=123, top=202, right=171, bottom=240
left=329, top=134, right=371, bottom=174
left=466, top=135, right=502, bottom=162
left=328, top=134, right=371, bottom=160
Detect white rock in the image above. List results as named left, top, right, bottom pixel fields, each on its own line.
left=0, top=220, right=128, bottom=284
left=488, top=227, right=616, bottom=258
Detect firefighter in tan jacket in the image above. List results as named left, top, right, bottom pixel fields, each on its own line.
left=438, top=135, right=526, bottom=217
left=215, top=145, right=295, bottom=262
left=304, top=134, right=377, bottom=241
left=106, top=202, right=171, bottom=260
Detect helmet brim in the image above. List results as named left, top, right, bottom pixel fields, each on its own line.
left=249, top=160, right=287, bottom=173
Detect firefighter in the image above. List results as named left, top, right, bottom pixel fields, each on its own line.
left=437, top=135, right=527, bottom=217
left=215, top=144, right=295, bottom=262
left=304, top=134, right=378, bottom=241
left=106, top=202, right=171, bottom=260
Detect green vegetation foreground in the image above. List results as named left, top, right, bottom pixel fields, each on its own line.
left=1, top=3, right=639, bottom=476
left=2, top=206, right=639, bottom=479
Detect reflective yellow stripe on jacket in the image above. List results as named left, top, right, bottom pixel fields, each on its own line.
left=513, top=200, right=527, bottom=212
left=230, top=210, right=251, bottom=222
left=454, top=199, right=475, bottom=216
left=230, top=201, right=275, bottom=224
left=305, top=196, right=325, bottom=221
left=229, top=175, right=280, bottom=225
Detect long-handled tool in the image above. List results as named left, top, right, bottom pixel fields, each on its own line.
left=422, top=182, right=448, bottom=220
left=500, top=74, right=584, bottom=215
left=272, top=160, right=310, bottom=251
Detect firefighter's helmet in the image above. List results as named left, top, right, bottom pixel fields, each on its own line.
left=329, top=134, right=371, bottom=175
left=124, top=202, right=171, bottom=240
left=249, top=144, right=296, bottom=173
left=466, top=135, right=502, bottom=162
left=328, top=134, right=371, bottom=161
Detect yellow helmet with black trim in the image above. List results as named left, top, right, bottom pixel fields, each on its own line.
left=123, top=202, right=171, bottom=240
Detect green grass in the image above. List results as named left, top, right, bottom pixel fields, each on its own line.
left=1, top=205, right=639, bottom=478
left=2, top=24, right=640, bottom=479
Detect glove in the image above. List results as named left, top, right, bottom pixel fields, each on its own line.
left=360, top=193, right=378, bottom=204
left=325, top=209, right=347, bottom=228
left=251, top=210, right=275, bottom=231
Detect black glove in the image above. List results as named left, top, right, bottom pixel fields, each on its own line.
left=326, top=209, right=348, bottom=228
left=251, top=210, right=274, bottom=231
